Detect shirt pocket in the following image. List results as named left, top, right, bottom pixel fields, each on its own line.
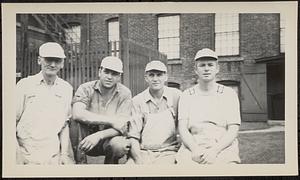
left=25, top=93, right=40, bottom=109
left=53, top=92, right=67, bottom=111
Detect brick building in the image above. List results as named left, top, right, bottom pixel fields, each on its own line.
left=16, top=13, right=285, bottom=122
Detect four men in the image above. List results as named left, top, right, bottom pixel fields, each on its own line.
left=16, top=42, right=241, bottom=165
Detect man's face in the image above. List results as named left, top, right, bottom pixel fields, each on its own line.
left=145, top=70, right=168, bottom=91
left=38, top=57, right=64, bottom=76
left=194, top=58, right=219, bottom=82
left=98, top=67, right=121, bottom=89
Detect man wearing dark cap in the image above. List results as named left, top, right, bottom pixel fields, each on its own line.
left=127, top=60, right=181, bottom=164
left=176, top=48, right=241, bottom=164
left=72, top=56, right=132, bottom=164
left=16, top=42, right=74, bottom=164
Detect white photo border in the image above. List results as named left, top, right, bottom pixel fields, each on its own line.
left=2, top=2, right=298, bottom=177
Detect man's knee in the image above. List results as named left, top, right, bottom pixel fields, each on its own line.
left=106, top=136, right=130, bottom=158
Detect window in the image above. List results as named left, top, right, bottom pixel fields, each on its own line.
left=158, top=15, right=180, bottom=60
left=64, top=23, right=81, bottom=53
left=108, top=18, right=120, bottom=57
left=64, top=24, right=81, bottom=44
left=215, top=13, right=239, bottom=56
left=280, top=14, right=285, bottom=53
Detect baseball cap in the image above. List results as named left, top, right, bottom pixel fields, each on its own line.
left=101, top=56, right=123, bottom=73
left=39, top=42, right=66, bottom=58
left=145, top=60, right=167, bottom=72
left=194, top=48, right=218, bottom=61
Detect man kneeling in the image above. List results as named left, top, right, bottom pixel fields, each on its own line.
left=71, top=56, right=132, bottom=164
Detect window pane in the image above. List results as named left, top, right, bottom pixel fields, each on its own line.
left=215, top=13, right=239, bottom=56
left=108, top=19, right=120, bottom=57
left=64, top=25, right=81, bottom=44
left=158, top=15, right=180, bottom=59
left=108, top=20, right=119, bottom=42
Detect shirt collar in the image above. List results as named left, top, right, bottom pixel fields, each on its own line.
left=35, top=71, right=60, bottom=85
left=143, top=86, right=171, bottom=104
left=93, top=80, right=120, bottom=94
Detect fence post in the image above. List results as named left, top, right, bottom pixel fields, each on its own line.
left=121, top=39, right=130, bottom=88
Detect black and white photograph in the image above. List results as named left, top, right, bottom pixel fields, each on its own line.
left=2, top=1, right=298, bottom=177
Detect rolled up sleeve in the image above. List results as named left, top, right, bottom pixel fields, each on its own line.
left=72, top=84, right=91, bottom=106
left=128, top=101, right=144, bottom=141
left=226, top=90, right=241, bottom=126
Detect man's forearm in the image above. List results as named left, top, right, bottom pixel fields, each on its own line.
left=129, top=138, right=143, bottom=162
left=98, top=128, right=121, bottom=139
left=73, top=107, right=113, bottom=125
left=178, top=121, right=199, bottom=152
left=59, top=124, right=71, bottom=155
left=213, top=124, right=239, bottom=154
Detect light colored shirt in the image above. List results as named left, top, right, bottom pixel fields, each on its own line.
left=129, top=86, right=181, bottom=149
left=72, top=80, right=132, bottom=130
left=16, top=72, right=73, bottom=164
left=178, top=83, right=241, bottom=163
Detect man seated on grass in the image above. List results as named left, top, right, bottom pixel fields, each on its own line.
left=127, top=61, right=181, bottom=164
left=176, top=48, right=241, bottom=164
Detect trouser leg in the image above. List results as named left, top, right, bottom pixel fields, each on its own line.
left=103, top=136, right=131, bottom=164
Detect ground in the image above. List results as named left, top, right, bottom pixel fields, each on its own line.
left=73, top=122, right=285, bottom=164
left=238, top=131, right=285, bottom=164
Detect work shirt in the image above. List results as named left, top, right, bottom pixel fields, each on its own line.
left=72, top=80, right=132, bottom=131
left=128, top=86, right=181, bottom=151
left=16, top=72, right=73, bottom=164
left=177, top=83, right=241, bottom=163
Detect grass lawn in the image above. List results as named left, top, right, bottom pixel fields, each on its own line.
left=238, top=131, right=285, bottom=164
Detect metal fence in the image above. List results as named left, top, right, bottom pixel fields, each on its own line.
left=17, top=40, right=167, bottom=96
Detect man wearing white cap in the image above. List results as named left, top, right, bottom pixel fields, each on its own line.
left=176, top=48, right=241, bottom=164
left=16, top=42, right=74, bottom=164
left=127, top=60, right=181, bottom=164
left=72, top=56, right=132, bottom=164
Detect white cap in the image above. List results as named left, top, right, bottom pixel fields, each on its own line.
left=145, top=60, right=167, bottom=72
left=39, top=42, right=66, bottom=58
left=101, top=56, right=123, bottom=73
left=194, top=48, right=218, bottom=61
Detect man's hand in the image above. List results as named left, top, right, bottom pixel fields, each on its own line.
left=78, top=132, right=103, bottom=153
left=16, top=149, right=29, bottom=165
left=59, top=154, right=75, bottom=164
left=199, top=147, right=219, bottom=164
left=191, top=147, right=205, bottom=163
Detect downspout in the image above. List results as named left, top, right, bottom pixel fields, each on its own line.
left=87, top=14, right=90, bottom=61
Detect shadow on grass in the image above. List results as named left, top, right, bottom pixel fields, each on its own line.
left=238, top=131, right=285, bottom=164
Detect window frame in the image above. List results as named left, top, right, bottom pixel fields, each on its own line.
left=214, top=13, right=240, bottom=57
left=157, top=14, right=180, bottom=60
left=107, top=17, right=120, bottom=57
left=63, top=22, right=81, bottom=45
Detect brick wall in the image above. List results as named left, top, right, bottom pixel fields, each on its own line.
left=239, top=14, right=280, bottom=121
left=240, top=13, right=280, bottom=63
left=127, top=14, right=158, bottom=50
left=180, top=14, right=215, bottom=89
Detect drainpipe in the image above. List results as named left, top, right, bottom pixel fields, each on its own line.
left=87, top=14, right=90, bottom=63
